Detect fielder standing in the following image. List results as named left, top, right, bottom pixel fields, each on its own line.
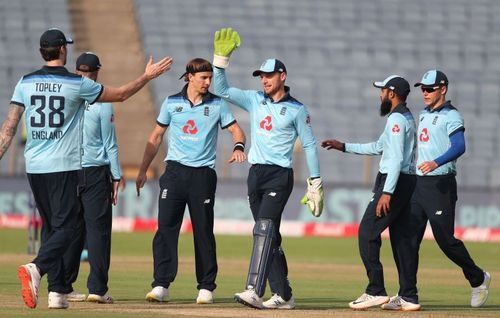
left=0, top=28, right=172, bottom=309
left=63, top=52, right=124, bottom=304
left=382, top=70, right=491, bottom=310
left=136, top=58, right=246, bottom=304
left=212, top=28, right=324, bottom=310
left=322, top=75, right=419, bottom=310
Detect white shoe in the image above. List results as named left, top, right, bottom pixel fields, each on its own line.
left=87, top=293, right=114, bottom=304
left=348, top=293, right=389, bottom=310
left=196, top=289, right=214, bottom=304
left=381, top=295, right=421, bottom=311
left=146, top=286, right=169, bottom=302
left=48, top=292, right=69, bottom=309
left=67, top=290, right=86, bottom=302
left=471, top=272, right=491, bottom=308
left=263, top=294, right=296, bottom=309
left=234, top=289, right=263, bottom=309
left=17, top=263, right=41, bottom=308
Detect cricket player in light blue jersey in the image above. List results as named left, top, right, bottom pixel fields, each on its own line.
left=136, top=58, right=246, bottom=305
left=212, top=28, right=323, bottom=310
left=0, top=28, right=172, bottom=309
left=322, top=75, right=419, bottom=311
left=63, top=52, right=124, bottom=304
left=399, top=70, right=491, bottom=310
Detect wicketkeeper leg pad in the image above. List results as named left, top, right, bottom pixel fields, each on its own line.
left=246, top=219, right=276, bottom=297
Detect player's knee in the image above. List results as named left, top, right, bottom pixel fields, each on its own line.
left=253, top=219, right=275, bottom=239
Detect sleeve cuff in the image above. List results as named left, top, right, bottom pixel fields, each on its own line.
left=213, top=55, right=230, bottom=68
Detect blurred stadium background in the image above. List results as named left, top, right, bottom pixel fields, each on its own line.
left=0, top=0, right=500, bottom=240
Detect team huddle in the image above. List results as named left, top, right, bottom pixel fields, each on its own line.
left=0, top=27, right=490, bottom=311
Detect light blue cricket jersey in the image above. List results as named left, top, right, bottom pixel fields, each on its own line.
left=416, top=101, right=464, bottom=176
left=10, top=66, right=103, bottom=173
left=82, top=101, right=121, bottom=181
left=157, top=85, right=236, bottom=168
left=213, top=67, right=320, bottom=177
left=345, top=103, right=416, bottom=194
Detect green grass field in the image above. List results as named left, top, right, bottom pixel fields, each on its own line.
left=0, top=228, right=498, bottom=317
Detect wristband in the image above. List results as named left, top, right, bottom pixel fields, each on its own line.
left=233, top=142, right=245, bottom=152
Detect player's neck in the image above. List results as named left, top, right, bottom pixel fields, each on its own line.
left=46, top=59, right=65, bottom=67
left=431, top=97, right=446, bottom=110
left=186, top=85, right=204, bottom=106
left=269, top=88, right=286, bottom=102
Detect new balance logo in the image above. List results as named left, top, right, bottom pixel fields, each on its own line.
left=268, top=192, right=277, bottom=197
left=435, top=210, right=442, bottom=215
left=204, top=199, right=211, bottom=204
left=161, top=189, right=168, bottom=199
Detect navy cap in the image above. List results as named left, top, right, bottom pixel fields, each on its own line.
left=76, top=52, right=101, bottom=72
left=40, top=28, right=73, bottom=48
left=252, top=59, right=287, bottom=77
left=414, top=70, right=449, bottom=87
left=373, top=75, right=410, bottom=97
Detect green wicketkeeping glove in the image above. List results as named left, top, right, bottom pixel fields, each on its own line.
left=213, top=27, right=241, bottom=68
left=300, top=177, right=324, bottom=217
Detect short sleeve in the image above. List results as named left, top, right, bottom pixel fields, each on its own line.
left=79, top=77, right=104, bottom=105
left=446, top=110, right=464, bottom=136
left=219, top=100, right=236, bottom=129
left=10, top=78, right=25, bottom=107
left=156, top=97, right=171, bottom=126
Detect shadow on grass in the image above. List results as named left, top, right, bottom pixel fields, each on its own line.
left=114, top=297, right=351, bottom=310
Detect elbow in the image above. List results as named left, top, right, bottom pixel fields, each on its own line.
left=116, top=93, right=127, bottom=103
left=459, top=144, right=466, bottom=157
left=114, top=88, right=128, bottom=102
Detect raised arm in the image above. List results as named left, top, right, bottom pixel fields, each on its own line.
left=0, top=104, right=24, bottom=159
left=98, top=56, right=173, bottom=103
left=212, top=28, right=253, bottom=110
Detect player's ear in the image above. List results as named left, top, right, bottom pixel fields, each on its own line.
left=440, top=85, right=448, bottom=95
left=389, top=90, right=395, bottom=100
left=280, top=72, right=287, bottom=82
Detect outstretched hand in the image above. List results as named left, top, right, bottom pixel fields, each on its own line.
left=214, top=28, right=241, bottom=57
left=321, top=139, right=344, bottom=151
left=213, top=27, right=241, bottom=68
left=145, top=56, right=173, bottom=80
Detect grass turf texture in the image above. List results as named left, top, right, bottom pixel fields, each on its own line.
left=0, top=228, right=498, bottom=317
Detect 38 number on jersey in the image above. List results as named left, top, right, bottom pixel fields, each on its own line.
left=30, top=95, right=65, bottom=128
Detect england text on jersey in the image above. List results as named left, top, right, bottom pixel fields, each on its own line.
left=32, top=130, right=63, bottom=140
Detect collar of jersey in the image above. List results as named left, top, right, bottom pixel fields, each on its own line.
left=425, top=100, right=452, bottom=113
left=180, top=84, right=215, bottom=107
left=41, top=65, right=71, bottom=75
left=264, top=85, right=293, bottom=103
left=390, top=102, right=409, bottom=115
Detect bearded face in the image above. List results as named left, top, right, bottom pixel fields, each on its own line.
left=380, top=98, right=392, bottom=116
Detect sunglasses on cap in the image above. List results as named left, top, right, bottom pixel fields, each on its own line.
left=421, top=86, right=441, bottom=93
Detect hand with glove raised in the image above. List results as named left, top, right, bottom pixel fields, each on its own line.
left=213, top=27, right=241, bottom=68
left=300, top=177, right=324, bottom=217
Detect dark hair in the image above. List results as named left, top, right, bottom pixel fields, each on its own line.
left=395, top=92, right=408, bottom=101
left=39, top=46, right=62, bottom=62
left=182, top=58, right=213, bottom=82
